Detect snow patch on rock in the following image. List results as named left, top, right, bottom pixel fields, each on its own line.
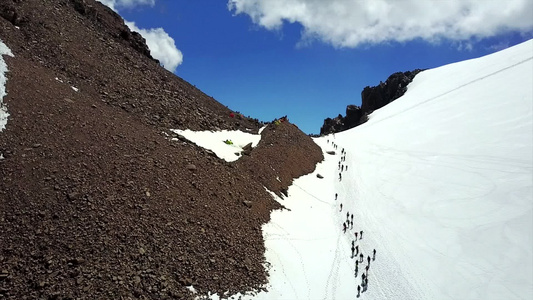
left=0, top=39, right=14, bottom=133
left=171, top=129, right=262, bottom=162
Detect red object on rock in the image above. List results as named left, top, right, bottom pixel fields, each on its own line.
left=229, top=113, right=235, bottom=118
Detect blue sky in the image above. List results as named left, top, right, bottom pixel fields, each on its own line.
left=99, top=0, right=533, bottom=134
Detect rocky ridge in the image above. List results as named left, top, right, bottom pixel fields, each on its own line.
left=0, top=0, right=323, bottom=299
left=320, top=69, right=424, bottom=135
left=237, top=120, right=324, bottom=198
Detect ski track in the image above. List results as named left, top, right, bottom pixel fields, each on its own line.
left=363, top=56, right=533, bottom=130
left=258, top=136, right=476, bottom=300
left=265, top=221, right=310, bottom=299
left=350, top=142, right=436, bottom=299
left=330, top=138, right=427, bottom=300
left=322, top=232, right=342, bottom=300
left=290, top=182, right=343, bottom=299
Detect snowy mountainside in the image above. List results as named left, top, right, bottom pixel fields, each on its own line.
left=209, top=39, right=533, bottom=300
left=328, top=39, right=533, bottom=299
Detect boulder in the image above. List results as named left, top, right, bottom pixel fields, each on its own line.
left=241, top=143, right=253, bottom=156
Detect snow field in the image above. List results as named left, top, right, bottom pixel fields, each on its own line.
left=185, top=40, right=533, bottom=300
left=217, top=39, right=531, bottom=300
left=328, top=39, right=533, bottom=299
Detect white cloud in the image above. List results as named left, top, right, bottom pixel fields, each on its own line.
left=456, top=41, right=474, bottom=52
left=228, top=0, right=533, bottom=48
left=125, top=21, right=183, bottom=72
left=98, top=0, right=155, bottom=11
left=97, top=0, right=183, bottom=72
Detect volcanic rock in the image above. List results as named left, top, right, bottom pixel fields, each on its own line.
left=320, top=69, right=424, bottom=135
left=0, top=0, right=323, bottom=298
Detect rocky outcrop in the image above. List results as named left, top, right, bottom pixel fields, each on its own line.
left=0, top=0, right=260, bottom=133
left=360, top=69, right=424, bottom=112
left=237, top=120, right=324, bottom=198
left=69, top=0, right=155, bottom=61
left=320, top=105, right=366, bottom=136
left=320, top=69, right=424, bottom=135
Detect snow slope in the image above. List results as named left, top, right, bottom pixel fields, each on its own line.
left=330, top=38, right=533, bottom=300
left=198, top=40, right=532, bottom=300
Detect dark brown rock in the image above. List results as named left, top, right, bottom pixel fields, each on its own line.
left=0, top=0, right=322, bottom=298
left=236, top=122, right=323, bottom=198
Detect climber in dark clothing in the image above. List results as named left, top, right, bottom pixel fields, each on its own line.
left=373, top=249, right=376, bottom=261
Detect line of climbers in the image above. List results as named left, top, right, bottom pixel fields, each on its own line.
left=328, top=138, right=377, bottom=298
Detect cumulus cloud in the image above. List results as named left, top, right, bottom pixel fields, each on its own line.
left=228, top=0, right=533, bottom=48
left=97, top=0, right=183, bottom=72
left=98, top=0, right=155, bottom=11
left=125, top=21, right=183, bottom=72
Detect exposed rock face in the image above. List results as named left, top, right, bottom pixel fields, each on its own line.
left=237, top=121, right=324, bottom=198
left=344, top=104, right=364, bottom=130
left=0, top=0, right=323, bottom=298
left=360, top=70, right=424, bottom=112
left=320, top=69, right=424, bottom=135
